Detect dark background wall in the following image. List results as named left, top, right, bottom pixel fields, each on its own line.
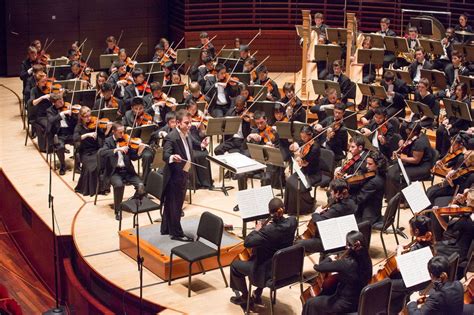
left=1, top=0, right=473, bottom=76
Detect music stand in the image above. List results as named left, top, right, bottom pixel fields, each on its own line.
left=357, top=83, right=388, bottom=100
left=459, top=75, right=474, bottom=96
left=248, top=85, right=268, bottom=101
left=135, top=62, right=161, bottom=73
left=410, top=17, right=434, bottom=37
left=99, top=54, right=118, bottom=70
left=216, top=57, right=244, bottom=72
left=357, top=49, right=385, bottom=81
left=247, top=101, right=276, bottom=119
left=324, top=109, right=358, bottom=131
left=406, top=100, right=435, bottom=119
left=149, top=71, right=165, bottom=84
left=420, top=69, right=448, bottom=90
left=361, top=34, right=385, bottom=49
left=197, top=101, right=207, bottom=113
left=220, top=48, right=240, bottom=59
left=389, top=69, right=413, bottom=85
left=91, top=108, right=118, bottom=121
left=443, top=98, right=472, bottom=121
left=54, top=79, right=87, bottom=91
left=232, top=72, right=251, bottom=85
left=126, top=124, right=157, bottom=143
left=48, top=57, right=69, bottom=67
left=206, top=117, right=241, bottom=155
left=384, top=36, right=409, bottom=54
left=48, top=66, right=71, bottom=81
left=418, top=39, right=444, bottom=56
left=326, top=28, right=348, bottom=44
left=311, top=80, right=341, bottom=98
left=314, top=44, right=342, bottom=73
left=64, top=89, right=96, bottom=107
left=176, top=48, right=201, bottom=65
left=163, top=84, right=186, bottom=103
left=347, top=129, right=377, bottom=151
left=247, top=143, right=286, bottom=196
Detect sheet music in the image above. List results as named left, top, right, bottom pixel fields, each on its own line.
left=402, top=181, right=431, bottom=213
left=317, top=214, right=359, bottom=250
left=221, top=153, right=258, bottom=169
left=396, top=247, right=433, bottom=288
left=237, top=185, right=274, bottom=220
left=397, top=157, right=411, bottom=185
left=291, top=157, right=310, bottom=189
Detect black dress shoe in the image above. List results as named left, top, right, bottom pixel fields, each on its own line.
left=171, top=235, right=193, bottom=242
left=115, top=212, right=120, bottom=221
left=233, top=205, right=239, bottom=212
left=59, top=168, right=66, bottom=176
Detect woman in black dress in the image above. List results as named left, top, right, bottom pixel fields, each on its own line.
left=74, top=106, right=111, bottom=196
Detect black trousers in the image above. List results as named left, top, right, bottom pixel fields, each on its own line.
left=214, top=137, right=244, bottom=155
left=161, top=171, right=189, bottom=237
left=54, top=130, right=74, bottom=170
left=229, top=260, right=263, bottom=297
left=302, top=293, right=355, bottom=315
left=284, top=172, right=320, bottom=215
left=435, top=125, right=451, bottom=158
left=192, top=149, right=212, bottom=188
left=110, top=168, right=142, bottom=212
left=296, top=237, right=324, bottom=254
left=140, top=147, right=154, bottom=183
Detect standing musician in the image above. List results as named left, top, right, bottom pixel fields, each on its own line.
left=380, top=70, right=409, bottom=118
left=378, top=17, right=397, bottom=69
left=229, top=198, right=297, bottom=309
left=285, top=126, right=322, bottom=215
left=302, top=231, right=372, bottom=315
left=386, top=122, right=433, bottom=202
left=46, top=93, right=77, bottom=175
left=197, top=32, right=215, bottom=58
left=161, top=110, right=194, bottom=242
left=326, top=60, right=353, bottom=104
left=436, top=83, right=471, bottom=157
left=29, top=71, right=52, bottom=151
left=280, top=82, right=305, bottom=123
left=20, top=46, right=38, bottom=93
left=94, top=82, right=124, bottom=116
left=143, top=82, right=170, bottom=127
left=124, top=68, right=150, bottom=109
left=408, top=47, right=433, bottom=86
left=254, top=66, right=280, bottom=101
left=203, top=63, right=236, bottom=117
left=74, top=106, right=112, bottom=196
left=406, top=256, right=464, bottom=315
left=104, top=36, right=119, bottom=54
left=296, top=179, right=356, bottom=254
left=313, top=103, right=349, bottom=165
left=350, top=150, right=387, bottom=225
left=360, top=108, right=397, bottom=159
left=102, top=122, right=144, bottom=220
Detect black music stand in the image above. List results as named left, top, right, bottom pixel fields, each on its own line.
left=361, top=33, right=384, bottom=49
left=406, top=100, right=435, bottom=119
left=232, top=72, right=251, bottom=85
left=357, top=83, right=388, bottom=100
left=459, top=75, right=474, bottom=96
left=220, top=48, right=240, bottom=59
left=206, top=117, right=241, bottom=157
left=247, top=143, right=286, bottom=196
left=311, top=79, right=341, bottom=98
left=99, top=54, right=118, bottom=70
left=420, top=69, right=448, bottom=90
left=443, top=98, right=473, bottom=122
left=54, top=79, right=87, bottom=91
left=91, top=108, right=118, bottom=121
left=216, top=57, right=244, bottom=72
left=149, top=71, right=165, bottom=85
left=247, top=101, right=276, bottom=119
left=126, top=125, right=157, bottom=143
left=135, top=62, right=161, bottom=73
left=314, top=44, right=342, bottom=74
left=247, top=85, right=268, bottom=101
left=418, top=39, right=444, bottom=56
left=48, top=57, right=69, bottom=67
left=384, top=36, right=409, bottom=54
left=176, top=48, right=201, bottom=65
left=163, top=84, right=186, bottom=103
left=64, top=90, right=96, bottom=107
left=275, top=121, right=308, bottom=142
left=326, top=28, right=348, bottom=44
left=389, top=69, right=413, bottom=86
left=410, top=18, right=434, bottom=37
left=357, top=49, right=385, bottom=81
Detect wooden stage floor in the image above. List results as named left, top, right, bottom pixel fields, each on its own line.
left=0, top=76, right=419, bottom=314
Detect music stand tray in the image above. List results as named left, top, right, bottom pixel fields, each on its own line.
left=406, top=100, right=435, bottom=119
left=361, top=34, right=384, bottom=49
left=54, top=79, right=86, bottom=91
left=91, top=108, right=118, bottom=121
left=326, top=28, right=348, bottom=43
left=357, top=49, right=385, bottom=66
left=312, top=80, right=341, bottom=98
left=163, top=84, right=186, bottom=103
left=136, top=62, right=161, bottom=73
left=64, top=89, right=96, bottom=107
left=389, top=69, right=413, bottom=85
left=149, top=71, right=165, bottom=84
left=420, top=69, right=447, bottom=90
left=99, top=54, right=118, bottom=70
left=232, top=72, right=251, bottom=85
left=443, top=98, right=472, bottom=121
left=247, top=101, right=276, bottom=119
left=314, top=44, right=342, bottom=63
left=418, top=39, right=444, bottom=56
left=248, top=85, right=268, bottom=101
left=220, top=49, right=240, bottom=59
left=357, top=83, right=388, bottom=100
left=384, top=36, right=409, bottom=53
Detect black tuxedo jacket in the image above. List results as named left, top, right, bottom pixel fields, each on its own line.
left=408, top=60, right=433, bottom=80
left=102, top=136, right=139, bottom=177
left=162, top=128, right=194, bottom=188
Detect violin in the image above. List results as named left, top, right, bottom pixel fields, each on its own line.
left=119, top=72, right=134, bottom=85
left=402, top=232, right=433, bottom=254
left=86, top=116, right=110, bottom=130
left=370, top=254, right=398, bottom=284
left=62, top=102, right=82, bottom=114
left=135, top=112, right=153, bottom=126
left=379, top=124, right=388, bottom=136
left=338, top=154, right=362, bottom=177
left=464, top=277, right=473, bottom=304
left=299, top=139, right=314, bottom=159
left=221, top=73, right=240, bottom=86
left=345, top=171, right=376, bottom=185
left=136, top=81, right=151, bottom=94
left=42, top=80, right=63, bottom=94
left=113, top=46, right=120, bottom=54
left=191, top=111, right=208, bottom=128
left=258, top=125, right=276, bottom=144
left=431, top=148, right=463, bottom=177
left=446, top=166, right=474, bottom=185
left=398, top=135, right=418, bottom=155
left=262, top=79, right=274, bottom=93
left=117, top=134, right=144, bottom=150
left=104, top=96, right=119, bottom=109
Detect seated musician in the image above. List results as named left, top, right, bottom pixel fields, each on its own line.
left=454, top=14, right=473, bottom=43
left=386, top=122, right=433, bottom=202
left=74, top=106, right=112, bottom=196
left=46, top=93, right=77, bottom=175
left=152, top=44, right=165, bottom=63
left=197, top=56, right=216, bottom=90
left=444, top=50, right=470, bottom=98
left=436, top=83, right=470, bottom=157
left=408, top=47, right=433, bottom=86
left=378, top=17, right=397, bottom=69
left=236, top=83, right=254, bottom=104
left=359, top=97, right=381, bottom=126
left=360, top=36, right=377, bottom=84
left=186, top=100, right=213, bottom=189
left=310, top=87, right=339, bottom=122
left=203, top=63, right=236, bottom=117
left=124, top=68, right=150, bottom=109
left=149, top=111, right=177, bottom=148
left=350, top=150, right=387, bottom=225
left=229, top=198, right=296, bottom=309
left=159, top=38, right=176, bottom=62
left=94, top=82, right=124, bottom=116
left=162, top=61, right=173, bottom=86
left=197, top=32, right=215, bottom=58
left=313, top=103, right=349, bottom=165
left=296, top=179, right=356, bottom=253
left=381, top=70, right=409, bottom=117
left=238, top=44, right=251, bottom=64
left=335, top=136, right=368, bottom=181
left=393, top=26, right=420, bottom=70
left=117, top=48, right=136, bottom=72
left=326, top=60, right=353, bottom=103
left=285, top=126, right=322, bottom=215
left=109, top=61, right=130, bottom=99
left=246, top=110, right=283, bottom=189
left=67, top=49, right=79, bottom=64
left=66, top=61, right=81, bottom=80
left=242, top=59, right=256, bottom=84
left=144, top=82, right=170, bottom=127
left=433, top=27, right=455, bottom=71
left=102, top=122, right=144, bottom=220
left=302, top=231, right=372, bottom=315
left=311, top=13, right=330, bottom=79
left=269, top=103, right=291, bottom=161
left=104, top=36, right=119, bottom=54
left=121, top=97, right=155, bottom=182
left=185, top=81, right=209, bottom=105
left=20, top=46, right=38, bottom=94
left=406, top=256, right=464, bottom=315
left=360, top=108, right=397, bottom=159
left=29, top=71, right=52, bottom=151
left=390, top=215, right=434, bottom=314
left=254, top=66, right=280, bottom=101
left=280, top=82, right=305, bottom=123
left=23, top=64, right=44, bottom=105
left=94, top=71, right=109, bottom=94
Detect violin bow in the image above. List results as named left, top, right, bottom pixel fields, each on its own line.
left=77, top=38, right=88, bottom=53
left=198, top=93, right=216, bottom=129
left=116, top=30, right=124, bottom=48
left=71, top=48, right=94, bottom=104
left=250, top=50, right=258, bottom=58
left=368, top=108, right=403, bottom=135
left=246, top=28, right=262, bottom=48
left=304, top=111, right=359, bottom=147
left=130, top=42, right=144, bottom=61
left=200, top=35, right=218, bottom=50
left=252, top=55, right=270, bottom=73
left=284, top=77, right=313, bottom=116
left=171, top=37, right=184, bottom=52
left=141, top=61, right=156, bottom=98
left=159, top=41, right=175, bottom=64
left=44, top=38, right=55, bottom=53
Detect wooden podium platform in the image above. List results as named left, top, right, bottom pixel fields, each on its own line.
left=119, top=220, right=244, bottom=281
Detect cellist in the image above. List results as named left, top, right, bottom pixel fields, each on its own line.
left=229, top=198, right=296, bottom=311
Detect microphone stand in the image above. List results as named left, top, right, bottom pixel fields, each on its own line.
left=44, top=135, right=66, bottom=315
left=133, top=186, right=146, bottom=315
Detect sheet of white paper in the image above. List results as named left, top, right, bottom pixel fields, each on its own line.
left=396, top=247, right=433, bottom=288
left=402, top=181, right=431, bottom=213
left=317, top=214, right=359, bottom=250
left=237, top=185, right=274, bottom=220
left=397, top=157, right=411, bottom=185
left=291, top=157, right=310, bottom=189
left=222, top=153, right=257, bottom=169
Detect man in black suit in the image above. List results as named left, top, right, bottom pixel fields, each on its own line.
left=380, top=70, right=409, bottom=117
left=378, top=17, right=397, bottom=69
left=20, top=46, right=38, bottom=93
left=103, top=122, right=143, bottom=220
left=407, top=255, right=464, bottom=315
left=408, top=47, right=433, bottom=85
left=229, top=198, right=297, bottom=309
left=326, top=60, right=353, bottom=103
left=161, top=109, right=194, bottom=242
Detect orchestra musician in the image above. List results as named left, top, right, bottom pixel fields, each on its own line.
left=302, top=231, right=372, bottom=315
left=269, top=103, right=291, bottom=161
left=94, top=82, right=124, bottom=116
left=380, top=70, right=409, bottom=118
left=23, top=64, right=44, bottom=105
left=406, top=256, right=464, bottom=315
left=20, top=46, right=38, bottom=93
left=360, top=97, right=381, bottom=126
left=104, top=36, right=119, bottom=54
left=94, top=71, right=109, bottom=94
left=360, top=36, right=377, bottom=84
left=124, top=68, right=150, bottom=109
left=408, top=47, right=433, bottom=86
left=198, top=56, right=216, bottom=90
left=29, top=71, right=52, bottom=151
left=254, top=65, right=280, bottom=101
left=197, top=32, right=216, bottom=58
left=229, top=198, right=296, bottom=310
left=203, top=63, right=237, bottom=117
left=326, top=60, right=353, bottom=104
left=378, top=17, right=397, bottom=69
left=432, top=27, right=456, bottom=71
left=162, top=61, right=174, bottom=86
left=443, top=50, right=470, bottom=98
left=360, top=108, right=397, bottom=159
left=285, top=126, right=322, bottom=215
left=335, top=136, right=368, bottom=180
left=310, top=87, right=339, bottom=122
left=66, top=61, right=82, bottom=80
left=393, top=26, right=420, bottom=70
left=109, top=60, right=130, bottom=99
left=280, top=82, right=305, bottom=123
left=143, top=82, right=170, bottom=127
left=149, top=111, right=177, bottom=148
left=454, top=14, right=473, bottom=43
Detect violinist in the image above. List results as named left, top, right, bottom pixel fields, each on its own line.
left=67, top=49, right=80, bottom=64
left=184, top=82, right=209, bottom=108
left=46, top=93, right=78, bottom=175
left=74, top=106, right=111, bottom=196
left=236, top=45, right=252, bottom=72
left=31, top=39, right=42, bottom=53
left=118, top=48, right=136, bottom=72
left=254, top=65, right=280, bottom=101
left=149, top=111, right=177, bottom=148
left=389, top=215, right=434, bottom=314
left=310, top=87, right=339, bottom=122
left=197, top=32, right=215, bottom=58
left=124, top=68, right=150, bottom=109
left=23, top=64, right=44, bottom=105
left=285, top=126, right=322, bottom=215
left=94, top=82, right=124, bottom=116
left=296, top=179, right=356, bottom=253
left=242, top=59, right=256, bottom=84
left=109, top=61, right=130, bottom=98
left=302, top=231, right=372, bottom=315
left=159, top=38, right=177, bottom=61
left=406, top=256, right=464, bottom=315
left=20, top=46, right=38, bottom=93
left=94, top=72, right=109, bottom=94
left=335, top=136, right=368, bottom=186
left=326, top=60, right=353, bottom=103
left=203, top=63, right=236, bottom=117
left=28, top=71, right=52, bottom=151
left=350, top=150, right=387, bottom=225
left=386, top=122, right=433, bottom=201
left=235, top=83, right=253, bottom=105
left=360, top=108, right=396, bottom=159
left=143, top=82, right=170, bottom=127
left=162, top=61, right=174, bottom=86
left=152, top=44, right=165, bottom=63
left=66, top=61, right=82, bottom=80
left=197, top=56, right=216, bottom=90
left=229, top=198, right=296, bottom=310
left=102, top=122, right=143, bottom=220
left=269, top=103, right=291, bottom=161
left=313, top=103, right=348, bottom=165
left=380, top=70, right=409, bottom=118
left=104, top=36, right=119, bottom=54
left=359, top=97, right=381, bottom=126
left=280, top=82, right=305, bottom=123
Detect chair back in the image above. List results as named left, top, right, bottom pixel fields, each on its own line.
left=146, top=170, right=164, bottom=200
left=271, top=244, right=305, bottom=287
left=151, top=147, right=165, bottom=170
left=358, top=278, right=392, bottom=315
left=447, top=252, right=460, bottom=282
left=430, top=148, right=439, bottom=168
left=197, top=212, right=224, bottom=248
left=319, top=148, right=335, bottom=177
left=382, top=193, right=401, bottom=231
left=357, top=220, right=372, bottom=249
